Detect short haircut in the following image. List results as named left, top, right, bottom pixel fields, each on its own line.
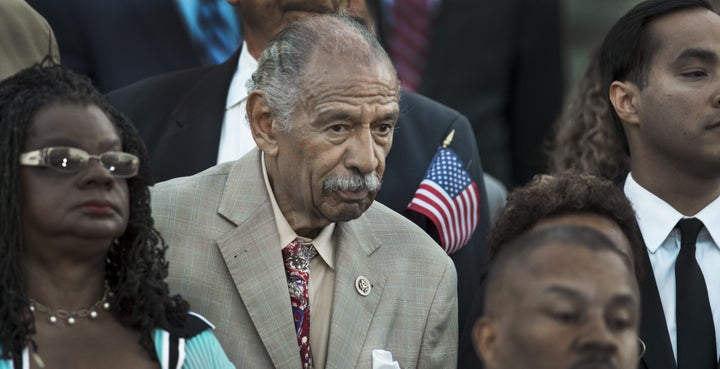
left=248, top=13, right=396, bottom=132
left=489, top=173, right=644, bottom=277
left=599, top=0, right=713, bottom=152
left=484, top=224, right=632, bottom=317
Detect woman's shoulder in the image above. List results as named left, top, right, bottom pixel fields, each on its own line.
left=154, top=312, right=235, bottom=369
left=161, top=312, right=215, bottom=339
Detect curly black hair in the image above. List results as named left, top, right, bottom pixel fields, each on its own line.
left=546, top=51, right=629, bottom=180
left=489, top=173, right=644, bottom=278
left=0, top=62, right=189, bottom=360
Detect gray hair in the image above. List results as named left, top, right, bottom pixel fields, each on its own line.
left=247, top=14, right=396, bottom=132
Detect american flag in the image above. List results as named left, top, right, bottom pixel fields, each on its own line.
left=407, top=146, right=481, bottom=255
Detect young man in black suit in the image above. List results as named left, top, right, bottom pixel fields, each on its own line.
left=108, top=0, right=491, bottom=353
left=601, top=1, right=720, bottom=368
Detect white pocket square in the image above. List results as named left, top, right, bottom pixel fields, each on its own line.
left=372, top=349, right=402, bottom=369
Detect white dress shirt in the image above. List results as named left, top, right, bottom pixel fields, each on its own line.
left=624, top=173, right=720, bottom=360
left=216, top=41, right=258, bottom=164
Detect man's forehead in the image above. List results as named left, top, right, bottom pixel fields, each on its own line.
left=647, top=8, right=720, bottom=59
left=522, top=243, right=625, bottom=278
left=302, top=49, right=396, bottom=89
left=507, top=244, right=635, bottom=299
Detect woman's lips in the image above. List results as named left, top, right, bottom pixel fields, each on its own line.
left=80, top=201, right=115, bottom=215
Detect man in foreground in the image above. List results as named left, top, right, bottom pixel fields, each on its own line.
left=473, top=225, right=640, bottom=369
left=150, top=14, right=457, bottom=369
left=108, top=0, right=490, bottom=343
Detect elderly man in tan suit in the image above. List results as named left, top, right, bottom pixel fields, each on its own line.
left=0, top=0, right=60, bottom=80
left=150, top=14, right=458, bottom=369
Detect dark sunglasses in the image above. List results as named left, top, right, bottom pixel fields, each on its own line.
left=19, top=146, right=140, bottom=178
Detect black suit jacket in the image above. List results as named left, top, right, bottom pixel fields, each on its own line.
left=27, top=0, right=238, bottom=92
left=108, top=50, right=491, bottom=344
left=374, top=0, right=563, bottom=185
left=638, top=246, right=677, bottom=369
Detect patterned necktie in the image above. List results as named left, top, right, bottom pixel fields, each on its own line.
left=282, top=240, right=317, bottom=369
left=389, top=0, right=434, bottom=92
left=675, top=218, right=716, bottom=369
left=195, top=0, right=239, bottom=64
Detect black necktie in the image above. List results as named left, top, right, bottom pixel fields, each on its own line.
left=675, top=218, right=716, bottom=369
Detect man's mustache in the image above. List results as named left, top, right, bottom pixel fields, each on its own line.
left=323, top=172, right=381, bottom=192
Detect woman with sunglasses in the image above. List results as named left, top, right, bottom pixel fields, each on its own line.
left=0, top=63, right=235, bottom=368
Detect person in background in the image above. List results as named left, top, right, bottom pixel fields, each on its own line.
left=0, top=0, right=59, bottom=81
left=369, top=0, right=564, bottom=186
left=0, top=63, right=234, bottom=369
left=149, top=14, right=458, bottom=368
left=27, top=0, right=242, bottom=92
left=473, top=225, right=641, bottom=369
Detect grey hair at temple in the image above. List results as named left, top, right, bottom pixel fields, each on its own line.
left=247, top=13, right=397, bottom=132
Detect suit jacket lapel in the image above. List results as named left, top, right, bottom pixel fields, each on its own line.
left=639, top=244, right=676, bottom=369
left=215, top=149, right=301, bottom=369
left=166, top=50, right=240, bottom=174
left=325, top=218, right=387, bottom=368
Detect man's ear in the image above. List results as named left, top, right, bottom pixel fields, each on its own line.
left=247, top=90, right=279, bottom=156
left=473, top=318, right=500, bottom=369
left=609, top=81, right=641, bottom=127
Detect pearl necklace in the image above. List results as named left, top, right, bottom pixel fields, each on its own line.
left=29, top=285, right=112, bottom=326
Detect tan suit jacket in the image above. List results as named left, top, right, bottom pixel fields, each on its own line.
left=151, top=148, right=458, bottom=369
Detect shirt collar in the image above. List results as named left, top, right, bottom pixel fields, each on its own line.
left=694, top=189, right=720, bottom=250
left=261, top=152, right=335, bottom=269
left=624, top=172, right=720, bottom=252
left=225, top=41, right=258, bottom=110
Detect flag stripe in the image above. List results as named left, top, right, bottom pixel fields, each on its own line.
left=409, top=188, right=454, bottom=247
left=410, top=182, right=456, bottom=247
left=408, top=197, right=450, bottom=248
left=421, top=181, right=460, bottom=246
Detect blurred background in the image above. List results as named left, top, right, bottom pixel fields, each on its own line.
left=562, top=0, right=643, bottom=97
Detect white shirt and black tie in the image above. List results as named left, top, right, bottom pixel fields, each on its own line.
left=624, top=173, right=720, bottom=366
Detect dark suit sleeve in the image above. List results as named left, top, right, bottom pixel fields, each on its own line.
left=28, top=0, right=205, bottom=92
left=508, top=0, right=564, bottom=184
left=27, top=0, right=93, bottom=80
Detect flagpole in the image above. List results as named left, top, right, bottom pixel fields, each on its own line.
left=442, top=129, right=455, bottom=148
